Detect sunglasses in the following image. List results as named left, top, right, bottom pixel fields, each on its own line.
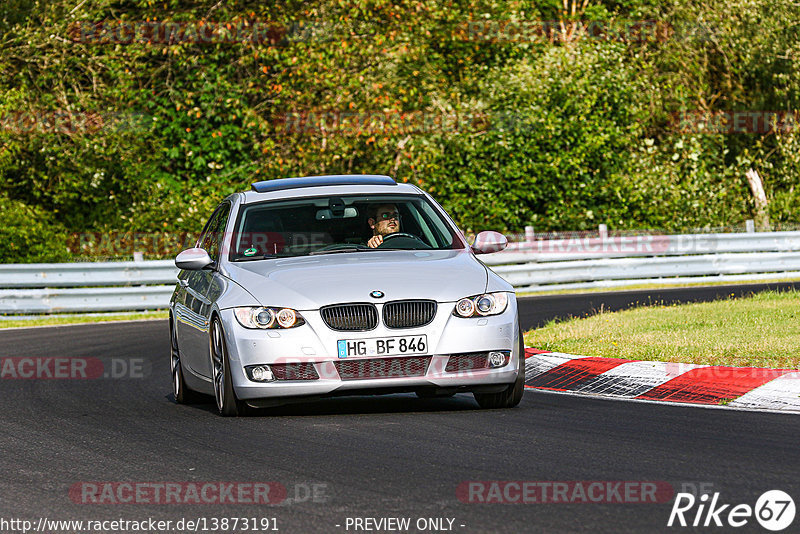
left=378, top=211, right=401, bottom=220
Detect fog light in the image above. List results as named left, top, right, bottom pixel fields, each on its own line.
left=487, top=351, right=508, bottom=368
left=249, top=365, right=274, bottom=382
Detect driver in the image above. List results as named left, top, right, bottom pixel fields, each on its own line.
left=367, top=203, right=401, bottom=248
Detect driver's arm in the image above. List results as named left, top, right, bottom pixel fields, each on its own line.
left=367, top=235, right=383, bottom=248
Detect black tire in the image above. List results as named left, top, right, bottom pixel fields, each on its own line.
left=473, top=329, right=526, bottom=409
left=171, top=319, right=202, bottom=404
left=210, top=318, right=249, bottom=417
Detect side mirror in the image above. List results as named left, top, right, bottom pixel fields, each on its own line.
left=175, top=248, right=214, bottom=270
left=471, top=231, right=508, bottom=255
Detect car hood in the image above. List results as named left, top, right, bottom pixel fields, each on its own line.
left=224, top=249, right=488, bottom=310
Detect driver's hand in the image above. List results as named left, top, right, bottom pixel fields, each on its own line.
left=367, top=235, right=383, bottom=248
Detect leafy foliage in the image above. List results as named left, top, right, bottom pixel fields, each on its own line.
left=0, top=195, right=70, bottom=262
left=1, top=0, right=800, bottom=261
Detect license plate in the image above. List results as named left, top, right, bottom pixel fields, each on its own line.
left=337, top=335, right=427, bottom=358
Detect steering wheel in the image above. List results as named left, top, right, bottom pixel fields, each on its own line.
left=377, top=232, right=431, bottom=249
left=381, top=232, right=419, bottom=242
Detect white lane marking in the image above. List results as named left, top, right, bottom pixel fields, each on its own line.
left=729, top=371, right=800, bottom=413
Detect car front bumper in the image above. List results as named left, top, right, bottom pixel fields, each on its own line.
left=218, top=299, right=521, bottom=401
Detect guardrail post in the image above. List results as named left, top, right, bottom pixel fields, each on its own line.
left=525, top=225, right=535, bottom=242
left=598, top=224, right=608, bottom=239
left=745, top=220, right=755, bottom=233
left=745, top=169, right=771, bottom=231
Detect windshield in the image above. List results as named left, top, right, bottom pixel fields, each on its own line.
left=228, top=194, right=466, bottom=261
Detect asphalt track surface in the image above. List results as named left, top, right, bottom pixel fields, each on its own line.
left=2, top=283, right=799, bottom=534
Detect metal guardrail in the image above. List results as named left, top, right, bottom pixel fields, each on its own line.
left=2, top=231, right=800, bottom=314
left=483, top=231, right=800, bottom=292
left=0, top=260, right=179, bottom=314
left=0, top=286, right=175, bottom=314
left=0, top=260, right=176, bottom=288
left=482, top=231, right=800, bottom=263
left=490, top=252, right=800, bottom=292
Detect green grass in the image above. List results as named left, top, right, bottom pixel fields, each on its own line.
left=0, top=311, right=168, bottom=329
left=525, top=290, right=800, bottom=369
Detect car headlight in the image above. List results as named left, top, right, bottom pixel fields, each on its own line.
left=453, top=292, right=509, bottom=318
left=234, top=307, right=305, bottom=329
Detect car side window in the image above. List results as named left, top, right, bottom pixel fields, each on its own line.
left=198, top=203, right=231, bottom=263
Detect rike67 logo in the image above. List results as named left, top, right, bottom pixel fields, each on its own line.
left=668, top=490, right=795, bottom=531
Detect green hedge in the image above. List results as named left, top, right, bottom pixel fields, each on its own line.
left=1, top=0, right=800, bottom=261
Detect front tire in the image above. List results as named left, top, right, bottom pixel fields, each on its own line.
left=171, top=319, right=202, bottom=404
left=473, top=329, right=526, bottom=409
left=210, top=318, right=249, bottom=416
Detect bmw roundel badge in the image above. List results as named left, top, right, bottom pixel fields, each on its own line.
left=370, top=290, right=384, bottom=299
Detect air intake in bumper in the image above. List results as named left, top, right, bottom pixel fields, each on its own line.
left=335, top=356, right=431, bottom=380
left=271, top=363, right=320, bottom=381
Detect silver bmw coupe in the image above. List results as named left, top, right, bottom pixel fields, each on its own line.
left=170, top=175, right=524, bottom=415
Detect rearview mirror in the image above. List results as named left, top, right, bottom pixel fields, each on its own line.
left=471, top=231, right=508, bottom=255
left=175, top=248, right=214, bottom=270
left=316, top=207, right=359, bottom=220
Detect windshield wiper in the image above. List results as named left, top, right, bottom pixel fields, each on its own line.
left=309, top=247, right=374, bottom=255
left=232, top=254, right=277, bottom=261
